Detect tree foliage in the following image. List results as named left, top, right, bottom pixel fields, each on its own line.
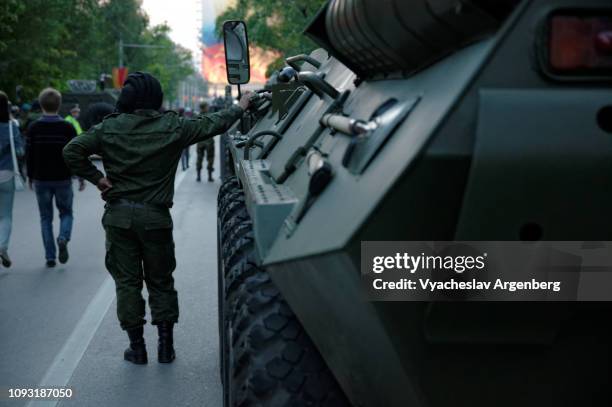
left=216, top=0, right=326, bottom=77
left=0, top=0, right=195, bottom=104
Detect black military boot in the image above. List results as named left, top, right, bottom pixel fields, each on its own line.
left=157, top=321, right=176, bottom=363
left=124, top=326, right=148, bottom=365
left=196, top=170, right=201, bottom=182
left=207, top=169, right=213, bottom=182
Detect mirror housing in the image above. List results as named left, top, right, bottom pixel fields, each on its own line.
left=223, top=20, right=250, bottom=85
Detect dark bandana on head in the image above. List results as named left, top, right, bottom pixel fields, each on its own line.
left=116, top=72, right=163, bottom=114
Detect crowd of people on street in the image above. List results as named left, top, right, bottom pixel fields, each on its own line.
left=0, top=87, right=220, bottom=271
left=2, top=71, right=251, bottom=364
left=0, top=88, right=91, bottom=269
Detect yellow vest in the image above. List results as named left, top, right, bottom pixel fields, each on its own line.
left=65, top=115, right=83, bottom=135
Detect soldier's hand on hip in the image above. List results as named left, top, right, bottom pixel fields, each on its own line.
left=97, top=177, right=113, bottom=193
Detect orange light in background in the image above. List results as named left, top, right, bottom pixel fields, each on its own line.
left=201, top=43, right=279, bottom=85
left=249, top=47, right=280, bottom=83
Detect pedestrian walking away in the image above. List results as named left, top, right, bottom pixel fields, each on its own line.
left=65, top=104, right=83, bottom=135
left=0, top=91, right=25, bottom=268
left=27, top=88, right=85, bottom=268
left=63, top=71, right=253, bottom=365
left=23, top=101, right=42, bottom=138
left=178, top=108, right=190, bottom=171
left=195, top=101, right=215, bottom=182
left=18, top=103, right=34, bottom=136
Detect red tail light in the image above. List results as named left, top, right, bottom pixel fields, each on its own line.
left=595, top=31, right=612, bottom=54
left=548, top=13, right=612, bottom=75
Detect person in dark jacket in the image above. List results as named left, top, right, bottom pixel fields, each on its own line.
left=27, top=88, right=85, bottom=268
left=63, top=72, right=252, bottom=365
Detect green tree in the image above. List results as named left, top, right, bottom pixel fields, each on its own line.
left=0, top=0, right=24, bottom=53
left=0, top=0, right=195, bottom=105
left=97, top=0, right=149, bottom=72
left=130, top=24, right=195, bottom=103
left=0, top=0, right=94, bottom=100
left=96, top=0, right=194, bottom=101
left=216, top=0, right=326, bottom=77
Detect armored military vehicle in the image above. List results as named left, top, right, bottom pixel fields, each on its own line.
left=217, top=1, right=612, bottom=406
left=60, top=79, right=117, bottom=131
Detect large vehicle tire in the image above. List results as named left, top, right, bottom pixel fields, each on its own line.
left=226, top=264, right=350, bottom=407
left=218, top=176, right=243, bottom=384
left=218, top=176, right=240, bottom=206
left=218, top=176, right=256, bottom=393
left=217, top=186, right=350, bottom=407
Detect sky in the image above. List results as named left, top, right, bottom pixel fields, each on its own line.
left=140, top=0, right=203, bottom=64
left=140, top=0, right=273, bottom=85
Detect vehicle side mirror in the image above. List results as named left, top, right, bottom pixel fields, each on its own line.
left=223, top=20, right=250, bottom=85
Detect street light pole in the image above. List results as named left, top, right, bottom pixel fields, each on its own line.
left=119, top=36, right=124, bottom=68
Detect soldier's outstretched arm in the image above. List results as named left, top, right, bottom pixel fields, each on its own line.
left=180, top=105, right=244, bottom=146
left=180, top=92, right=253, bottom=145
left=63, top=125, right=105, bottom=186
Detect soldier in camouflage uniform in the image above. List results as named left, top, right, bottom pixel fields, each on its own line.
left=63, top=72, right=252, bottom=364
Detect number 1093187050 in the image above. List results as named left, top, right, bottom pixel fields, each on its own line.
left=5, top=387, right=73, bottom=399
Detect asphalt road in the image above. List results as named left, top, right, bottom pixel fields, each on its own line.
left=0, top=150, right=222, bottom=407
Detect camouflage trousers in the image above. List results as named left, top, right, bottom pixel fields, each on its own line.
left=196, top=140, right=214, bottom=172
left=102, top=202, right=178, bottom=330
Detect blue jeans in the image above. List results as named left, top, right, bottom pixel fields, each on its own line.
left=0, top=179, right=15, bottom=251
left=181, top=147, right=190, bottom=170
left=34, top=180, right=74, bottom=261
